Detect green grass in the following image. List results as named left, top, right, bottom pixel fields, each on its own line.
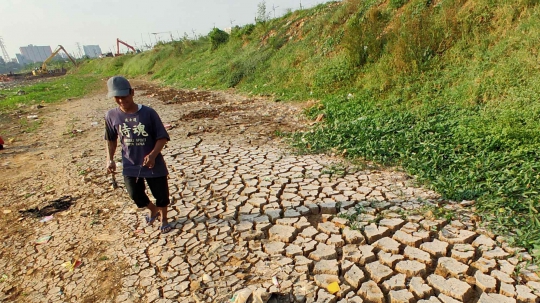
left=0, top=74, right=102, bottom=112
left=69, top=0, right=540, bottom=257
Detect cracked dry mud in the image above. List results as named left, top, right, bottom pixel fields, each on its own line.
left=1, top=81, right=539, bottom=303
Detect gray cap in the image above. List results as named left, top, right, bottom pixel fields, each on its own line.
left=107, top=76, right=132, bottom=97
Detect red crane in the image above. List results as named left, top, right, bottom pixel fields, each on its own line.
left=116, top=38, right=136, bottom=56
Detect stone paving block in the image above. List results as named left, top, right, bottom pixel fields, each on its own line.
left=418, top=297, right=442, bottom=303
left=268, top=225, right=297, bottom=243
left=409, top=276, right=433, bottom=299
left=365, top=261, right=394, bottom=284
left=358, top=280, right=385, bottom=303
left=483, top=247, right=510, bottom=260
left=285, top=244, right=303, bottom=257
left=393, top=230, right=423, bottom=247
left=474, top=271, right=497, bottom=293
left=491, top=269, right=515, bottom=284
left=300, top=226, right=319, bottom=239
left=284, top=209, right=301, bottom=218
left=404, top=246, right=433, bottom=266
left=373, top=237, right=401, bottom=254
left=295, top=255, right=314, bottom=271
left=420, top=219, right=446, bottom=231
left=342, top=245, right=376, bottom=265
left=438, top=227, right=477, bottom=244
left=327, top=234, right=345, bottom=248
left=401, top=222, right=420, bottom=234
left=516, top=285, right=539, bottom=303
left=389, top=289, right=415, bottom=303
left=382, top=274, right=406, bottom=292
left=343, top=227, right=366, bottom=245
left=471, top=257, right=497, bottom=274
left=498, top=260, right=516, bottom=275
left=318, top=221, right=340, bottom=235
left=315, top=233, right=330, bottom=243
left=320, top=202, right=338, bottom=214
left=309, top=243, right=337, bottom=261
left=450, top=244, right=475, bottom=264
left=313, top=259, right=340, bottom=276
left=364, top=224, right=391, bottom=244
left=314, top=274, right=340, bottom=289
left=276, top=217, right=299, bottom=226
left=395, top=260, right=427, bottom=278
left=500, top=282, right=516, bottom=298
left=317, top=289, right=338, bottom=303
left=478, top=293, right=516, bottom=303
left=437, top=294, right=461, bottom=303
left=379, top=218, right=406, bottom=232
left=427, top=274, right=474, bottom=302
left=344, top=264, right=366, bottom=289
left=472, top=235, right=497, bottom=249
left=378, top=251, right=404, bottom=268
left=435, top=257, right=469, bottom=278
left=420, top=239, right=449, bottom=258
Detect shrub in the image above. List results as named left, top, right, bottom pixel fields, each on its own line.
left=209, top=28, right=229, bottom=50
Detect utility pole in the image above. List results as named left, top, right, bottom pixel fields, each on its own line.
left=300, top=0, right=303, bottom=9
left=0, top=37, right=11, bottom=62
left=272, top=4, right=279, bottom=18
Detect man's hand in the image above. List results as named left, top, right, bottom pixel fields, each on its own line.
left=107, top=160, right=116, bottom=174
left=143, top=154, right=156, bottom=169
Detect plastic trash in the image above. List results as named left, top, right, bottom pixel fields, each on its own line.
left=39, top=215, right=53, bottom=223
left=61, top=259, right=82, bottom=271
left=35, top=236, right=52, bottom=244
left=327, top=282, right=340, bottom=294
left=272, top=276, right=280, bottom=288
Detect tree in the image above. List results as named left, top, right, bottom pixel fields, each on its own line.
left=256, top=1, right=270, bottom=23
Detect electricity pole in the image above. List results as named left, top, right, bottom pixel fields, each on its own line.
left=272, top=5, right=279, bottom=18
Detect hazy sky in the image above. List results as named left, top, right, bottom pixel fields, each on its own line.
left=0, top=0, right=330, bottom=60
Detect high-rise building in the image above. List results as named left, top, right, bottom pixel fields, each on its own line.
left=83, top=45, right=102, bottom=58
left=19, top=45, right=52, bottom=63
left=15, top=53, right=31, bottom=65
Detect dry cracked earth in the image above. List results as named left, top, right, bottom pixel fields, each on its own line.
left=0, top=79, right=539, bottom=303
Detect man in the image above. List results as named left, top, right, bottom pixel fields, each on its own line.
left=104, top=76, right=172, bottom=233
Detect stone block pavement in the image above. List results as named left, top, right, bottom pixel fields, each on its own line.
left=1, top=83, right=539, bottom=303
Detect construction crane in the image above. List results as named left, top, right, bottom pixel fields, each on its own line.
left=32, top=45, right=77, bottom=76
left=116, top=38, right=137, bottom=56
left=0, top=37, right=10, bottom=63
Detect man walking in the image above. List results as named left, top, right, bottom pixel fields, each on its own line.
left=104, top=76, right=172, bottom=233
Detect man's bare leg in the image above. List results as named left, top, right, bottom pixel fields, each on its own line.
left=159, top=206, right=171, bottom=233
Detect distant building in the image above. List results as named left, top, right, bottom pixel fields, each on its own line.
left=19, top=45, right=52, bottom=63
left=83, top=45, right=102, bottom=58
left=15, top=53, right=31, bottom=65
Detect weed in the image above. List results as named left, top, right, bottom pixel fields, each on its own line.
left=61, top=0, right=540, bottom=256
left=98, top=256, right=109, bottom=261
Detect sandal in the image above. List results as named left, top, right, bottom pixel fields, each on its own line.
left=145, top=214, right=159, bottom=226
left=160, top=223, right=172, bottom=234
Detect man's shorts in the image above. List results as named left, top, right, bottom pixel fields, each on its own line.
left=123, top=175, right=170, bottom=208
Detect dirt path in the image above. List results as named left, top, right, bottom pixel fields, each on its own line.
left=0, top=80, right=538, bottom=303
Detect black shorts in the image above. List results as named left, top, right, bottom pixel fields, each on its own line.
left=124, top=175, right=170, bottom=208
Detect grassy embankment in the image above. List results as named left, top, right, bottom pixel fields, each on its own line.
left=33, top=0, right=540, bottom=256
left=0, top=75, right=101, bottom=112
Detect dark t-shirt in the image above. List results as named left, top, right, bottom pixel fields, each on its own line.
left=104, top=105, right=170, bottom=178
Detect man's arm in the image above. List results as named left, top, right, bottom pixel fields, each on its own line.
left=143, top=138, right=167, bottom=169
left=106, top=140, right=117, bottom=173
